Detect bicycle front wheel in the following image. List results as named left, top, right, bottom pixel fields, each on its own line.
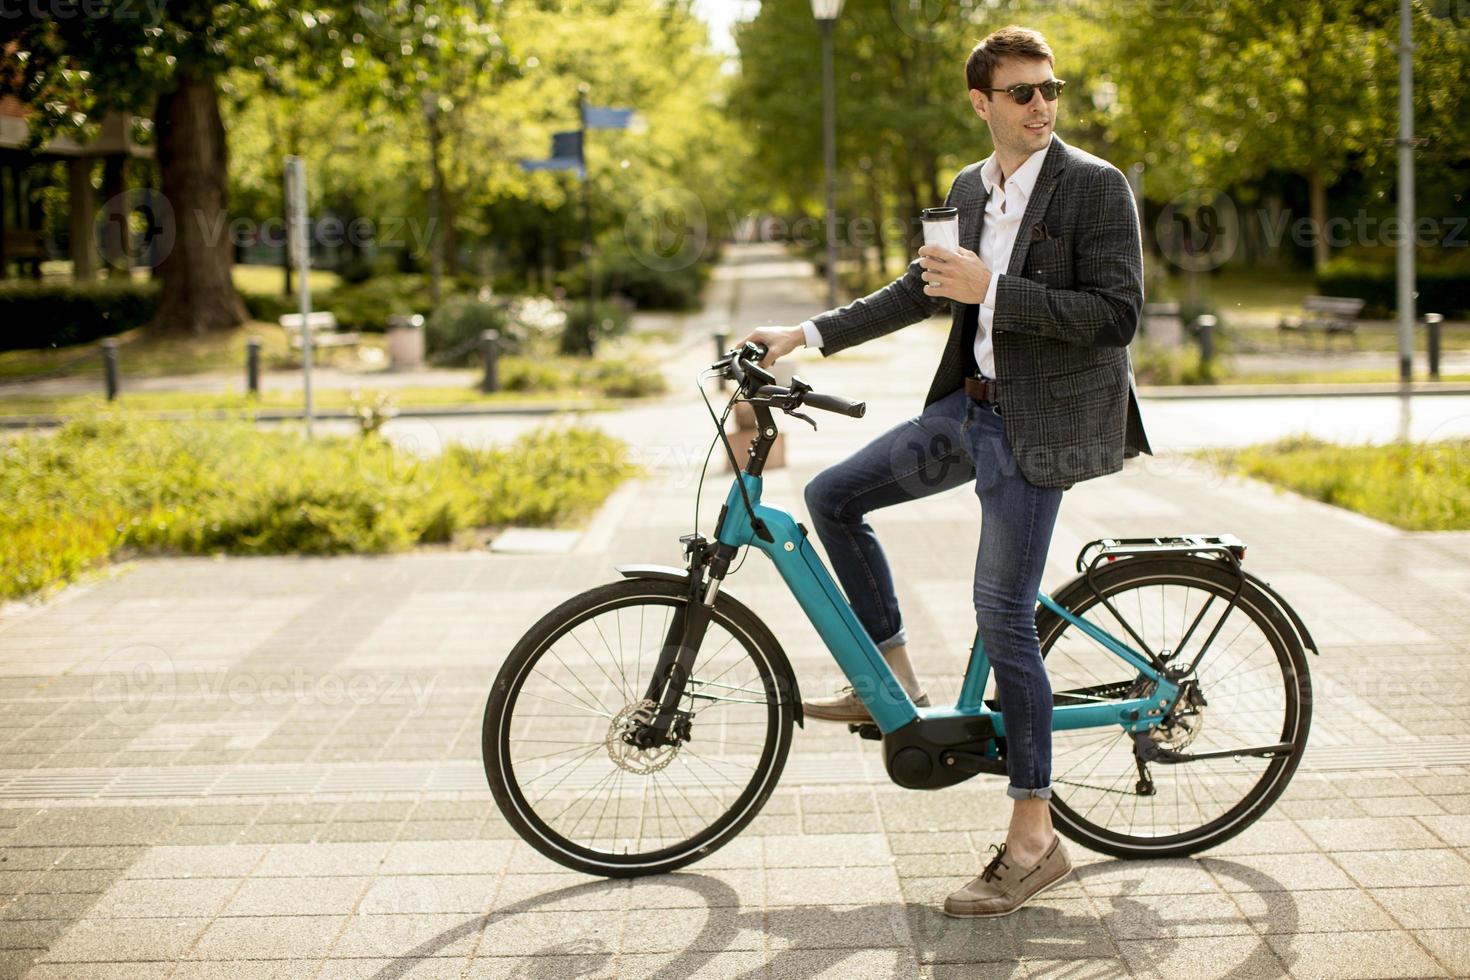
left=484, top=578, right=794, bottom=877
left=1037, top=557, right=1312, bottom=859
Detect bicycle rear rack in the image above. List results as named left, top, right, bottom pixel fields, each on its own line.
left=1076, top=534, right=1246, bottom=575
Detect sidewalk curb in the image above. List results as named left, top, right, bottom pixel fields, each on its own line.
left=1139, top=381, right=1470, bottom=399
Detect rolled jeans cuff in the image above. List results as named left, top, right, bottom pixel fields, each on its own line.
left=876, top=628, right=908, bottom=654
left=1007, top=784, right=1053, bottom=801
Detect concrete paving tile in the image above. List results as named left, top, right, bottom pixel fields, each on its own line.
left=23, top=964, right=173, bottom=980
left=1265, top=929, right=1447, bottom=979
left=0, top=849, right=67, bottom=872
left=27, top=870, right=121, bottom=895
left=1372, top=885, right=1470, bottom=929
left=1296, top=816, right=1442, bottom=852
left=465, top=953, right=613, bottom=978
left=41, top=915, right=209, bottom=962
left=1417, top=814, right=1470, bottom=847
left=189, top=914, right=347, bottom=960
left=1077, top=858, right=1223, bottom=897
left=1333, top=848, right=1470, bottom=888
left=477, top=910, right=614, bottom=960
left=1094, top=890, right=1252, bottom=939
left=1229, top=887, right=1398, bottom=933
left=1277, top=799, right=1370, bottom=821
left=899, top=904, right=1017, bottom=964
left=767, top=947, right=921, bottom=979
left=494, top=873, right=624, bottom=913
left=2, top=893, right=96, bottom=921
left=1357, top=796, right=1447, bottom=817
left=761, top=833, right=892, bottom=868
left=334, top=912, right=484, bottom=959
left=799, top=791, right=877, bottom=814
left=254, top=842, right=390, bottom=878
left=887, top=832, right=974, bottom=857
left=928, top=964, right=1025, bottom=980
left=765, top=903, right=911, bottom=950
left=1411, top=928, right=1470, bottom=977
left=170, top=961, right=317, bottom=979
left=317, top=957, right=471, bottom=979
left=379, top=840, right=512, bottom=876
left=0, top=871, right=45, bottom=895
left=623, top=869, right=763, bottom=910
left=90, top=877, right=238, bottom=919
left=1015, top=959, right=1122, bottom=979
left=801, top=811, right=882, bottom=834
left=358, top=875, right=498, bottom=915
left=621, top=905, right=763, bottom=953
left=1201, top=853, right=1357, bottom=892
left=765, top=865, right=901, bottom=906
left=126, top=845, right=268, bottom=880
left=1117, top=934, right=1287, bottom=979
left=1204, top=820, right=1318, bottom=857
left=224, top=875, right=370, bottom=917
left=0, top=918, right=69, bottom=950
left=615, top=951, right=768, bottom=980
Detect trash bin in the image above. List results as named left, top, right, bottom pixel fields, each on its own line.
left=386, top=313, right=425, bottom=370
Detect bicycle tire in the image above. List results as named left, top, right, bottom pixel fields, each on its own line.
left=484, top=578, right=795, bottom=877
left=1036, top=557, right=1312, bottom=859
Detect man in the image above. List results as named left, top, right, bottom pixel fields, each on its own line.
left=738, top=25, right=1151, bottom=917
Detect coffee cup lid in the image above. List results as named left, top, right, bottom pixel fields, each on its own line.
left=921, top=207, right=959, bottom=221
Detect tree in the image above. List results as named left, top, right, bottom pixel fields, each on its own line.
left=6, top=1, right=347, bottom=332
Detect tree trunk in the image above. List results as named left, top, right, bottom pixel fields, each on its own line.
left=152, top=71, right=246, bottom=334
left=424, top=98, right=445, bottom=309
left=1307, top=165, right=1330, bottom=272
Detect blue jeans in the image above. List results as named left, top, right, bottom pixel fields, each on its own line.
left=803, top=386, right=1065, bottom=800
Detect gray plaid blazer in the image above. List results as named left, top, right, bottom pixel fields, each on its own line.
left=810, top=134, right=1153, bottom=489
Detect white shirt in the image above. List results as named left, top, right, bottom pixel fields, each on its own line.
left=801, top=144, right=1049, bottom=380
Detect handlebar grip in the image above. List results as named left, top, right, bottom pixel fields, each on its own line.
left=804, top=392, right=866, bottom=419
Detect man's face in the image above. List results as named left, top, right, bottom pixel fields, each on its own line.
left=971, top=57, right=1058, bottom=156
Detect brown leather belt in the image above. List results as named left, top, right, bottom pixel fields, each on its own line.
left=963, top=375, right=999, bottom=406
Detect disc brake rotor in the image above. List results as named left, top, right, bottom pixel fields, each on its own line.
left=606, top=699, right=681, bottom=774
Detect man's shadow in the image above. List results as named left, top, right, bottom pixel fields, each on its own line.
left=366, top=857, right=1299, bottom=979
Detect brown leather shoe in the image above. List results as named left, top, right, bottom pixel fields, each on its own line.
left=943, top=836, right=1073, bottom=918
left=802, top=684, right=930, bottom=723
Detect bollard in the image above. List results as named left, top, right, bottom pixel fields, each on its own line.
left=1424, top=313, right=1443, bottom=381
left=479, top=329, right=500, bottom=393
left=100, top=338, right=119, bottom=401
left=1194, top=314, right=1218, bottom=367
left=714, top=331, right=728, bottom=389
left=246, top=337, right=261, bottom=396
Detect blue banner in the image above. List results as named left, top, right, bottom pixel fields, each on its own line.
left=551, top=130, right=584, bottom=160
left=582, top=106, right=635, bottom=130
left=520, top=157, right=585, bottom=178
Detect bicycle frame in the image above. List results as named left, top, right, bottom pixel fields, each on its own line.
left=715, top=472, right=1180, bottom=739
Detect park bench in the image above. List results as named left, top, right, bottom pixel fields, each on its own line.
left=1278, top=295, right=1365, bottom=349
left=278, top=311, right=361, bottom=352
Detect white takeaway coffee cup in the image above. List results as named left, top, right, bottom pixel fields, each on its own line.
left=921, top=206, right=959, bottom=253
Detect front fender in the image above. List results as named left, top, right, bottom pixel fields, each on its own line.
left=616, top=564, right=804, bottom=726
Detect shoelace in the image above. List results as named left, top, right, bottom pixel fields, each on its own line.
left=980, top=843, right=1010, bottom=883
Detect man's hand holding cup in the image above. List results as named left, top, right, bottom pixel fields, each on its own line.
left=918, top=205, right=990, bottom=304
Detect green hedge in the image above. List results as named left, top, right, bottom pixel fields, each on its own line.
left=1316, top=260, right=1470, bottom=319
left=0, top=414, right=638, bottom=601
left=0, top=282, right=159, bottom=352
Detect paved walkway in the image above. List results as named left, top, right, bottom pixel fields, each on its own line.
left=3, top=246, right=1470, bottom=978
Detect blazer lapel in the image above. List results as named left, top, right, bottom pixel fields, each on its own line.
left=1006, top=135, right=1069, bottom=276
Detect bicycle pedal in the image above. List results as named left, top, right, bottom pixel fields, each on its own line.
left=847, top=723, right=882, bottom=741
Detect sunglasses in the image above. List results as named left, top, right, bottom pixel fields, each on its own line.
left=979, top=79, right=1066, bottom=105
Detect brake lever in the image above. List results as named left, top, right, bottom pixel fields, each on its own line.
left=788, top=410, right=818, bottom=431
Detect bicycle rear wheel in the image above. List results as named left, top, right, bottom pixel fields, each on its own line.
left=484, top=578, right=794, bottom=877
left=1037, top=557, right=1312, bottom=859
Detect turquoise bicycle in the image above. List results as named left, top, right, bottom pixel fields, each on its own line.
left=483, top=342, right=1317, bottom=877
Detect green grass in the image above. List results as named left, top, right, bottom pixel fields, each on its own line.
left=232, top=264, right=341, bottom=295
left=0, top=413, right=639, bottom=602
left=1203, top=436, right=1470, bottom=531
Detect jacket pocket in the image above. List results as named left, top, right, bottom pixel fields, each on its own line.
left=1049, top=366, right=1118, bottom=400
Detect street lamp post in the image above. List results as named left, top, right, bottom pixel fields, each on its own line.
left=812, top=0, right=844, bottom=309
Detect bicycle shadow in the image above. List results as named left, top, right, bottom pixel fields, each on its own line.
left=364, top=857, right=1299, bottom=979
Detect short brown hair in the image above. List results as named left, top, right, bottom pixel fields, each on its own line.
left=965, top=26, right=1054, bottom=94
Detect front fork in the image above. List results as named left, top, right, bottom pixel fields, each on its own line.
left=631, top=531, right=732, bottom=748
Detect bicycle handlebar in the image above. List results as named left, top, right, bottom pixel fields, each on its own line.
left=716, top=341, right=866, bottom=420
